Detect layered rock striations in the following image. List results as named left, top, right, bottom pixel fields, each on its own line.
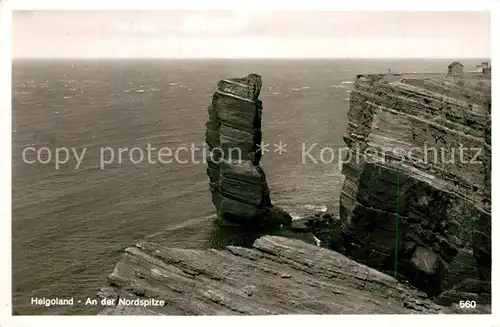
left=205, top=74, right=291, bottom=227
left=339, top=73, right=491, bottom=296
left=99, top=236, right=462, bottom=315
left=99, top=72, right=492, bottom=315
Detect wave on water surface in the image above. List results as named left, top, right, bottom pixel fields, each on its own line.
left=304, top=204, right=328, bottom=212
left=291, top=86, right=312, bottom=91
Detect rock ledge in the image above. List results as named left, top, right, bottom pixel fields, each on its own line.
left=99, top=236, right=489, bottom=315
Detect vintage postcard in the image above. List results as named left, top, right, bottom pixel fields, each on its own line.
left=1, top=0, right=496, bottom=324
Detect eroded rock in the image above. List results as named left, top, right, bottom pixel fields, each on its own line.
left=339, top=73, right=491, bottom=297
left=411, top=246, right=439, bottom=275
left=100, top=236, right=489, bottom=315
left=206, top=74, right=291, bottom=227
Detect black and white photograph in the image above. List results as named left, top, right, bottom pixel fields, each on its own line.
left=2, top=0, right=495, bottom=320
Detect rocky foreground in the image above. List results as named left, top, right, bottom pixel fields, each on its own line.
left=98, top=235, right=490, bottom=315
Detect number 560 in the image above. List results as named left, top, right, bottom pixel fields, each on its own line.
left=459, top=300, right=477, bottom=309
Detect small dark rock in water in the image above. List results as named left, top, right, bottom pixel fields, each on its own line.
left=289, top=219, right=309, bottom=232
left=304, top=213, right=344, bottom=251
left=286, top=213, right=346, bottom=250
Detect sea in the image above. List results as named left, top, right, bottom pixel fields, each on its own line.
left=11, top=58, right=484, bottom=315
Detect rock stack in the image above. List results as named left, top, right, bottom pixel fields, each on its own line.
left=205, top=74, right=291, bottom=227
left=339, top=73, right=491, bottom=296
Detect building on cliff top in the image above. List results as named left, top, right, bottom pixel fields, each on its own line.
left=447, top=61, right=464, bottom=76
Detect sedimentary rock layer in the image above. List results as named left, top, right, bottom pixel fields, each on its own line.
left=206, top=74, right=291, bottom=226
left=339, top=73, right=491, bottom=295
left=99, top=235, right=475, bottom=315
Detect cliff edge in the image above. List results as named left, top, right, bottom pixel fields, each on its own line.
left=339, top=73, right=491, bottom=297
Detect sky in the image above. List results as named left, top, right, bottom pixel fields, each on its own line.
left=12, top=11, right=491, bottom=58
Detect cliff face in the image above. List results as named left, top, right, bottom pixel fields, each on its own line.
left=339, top=73, right=491, bottom=295
left=205, top=74, right=291, bottom=227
